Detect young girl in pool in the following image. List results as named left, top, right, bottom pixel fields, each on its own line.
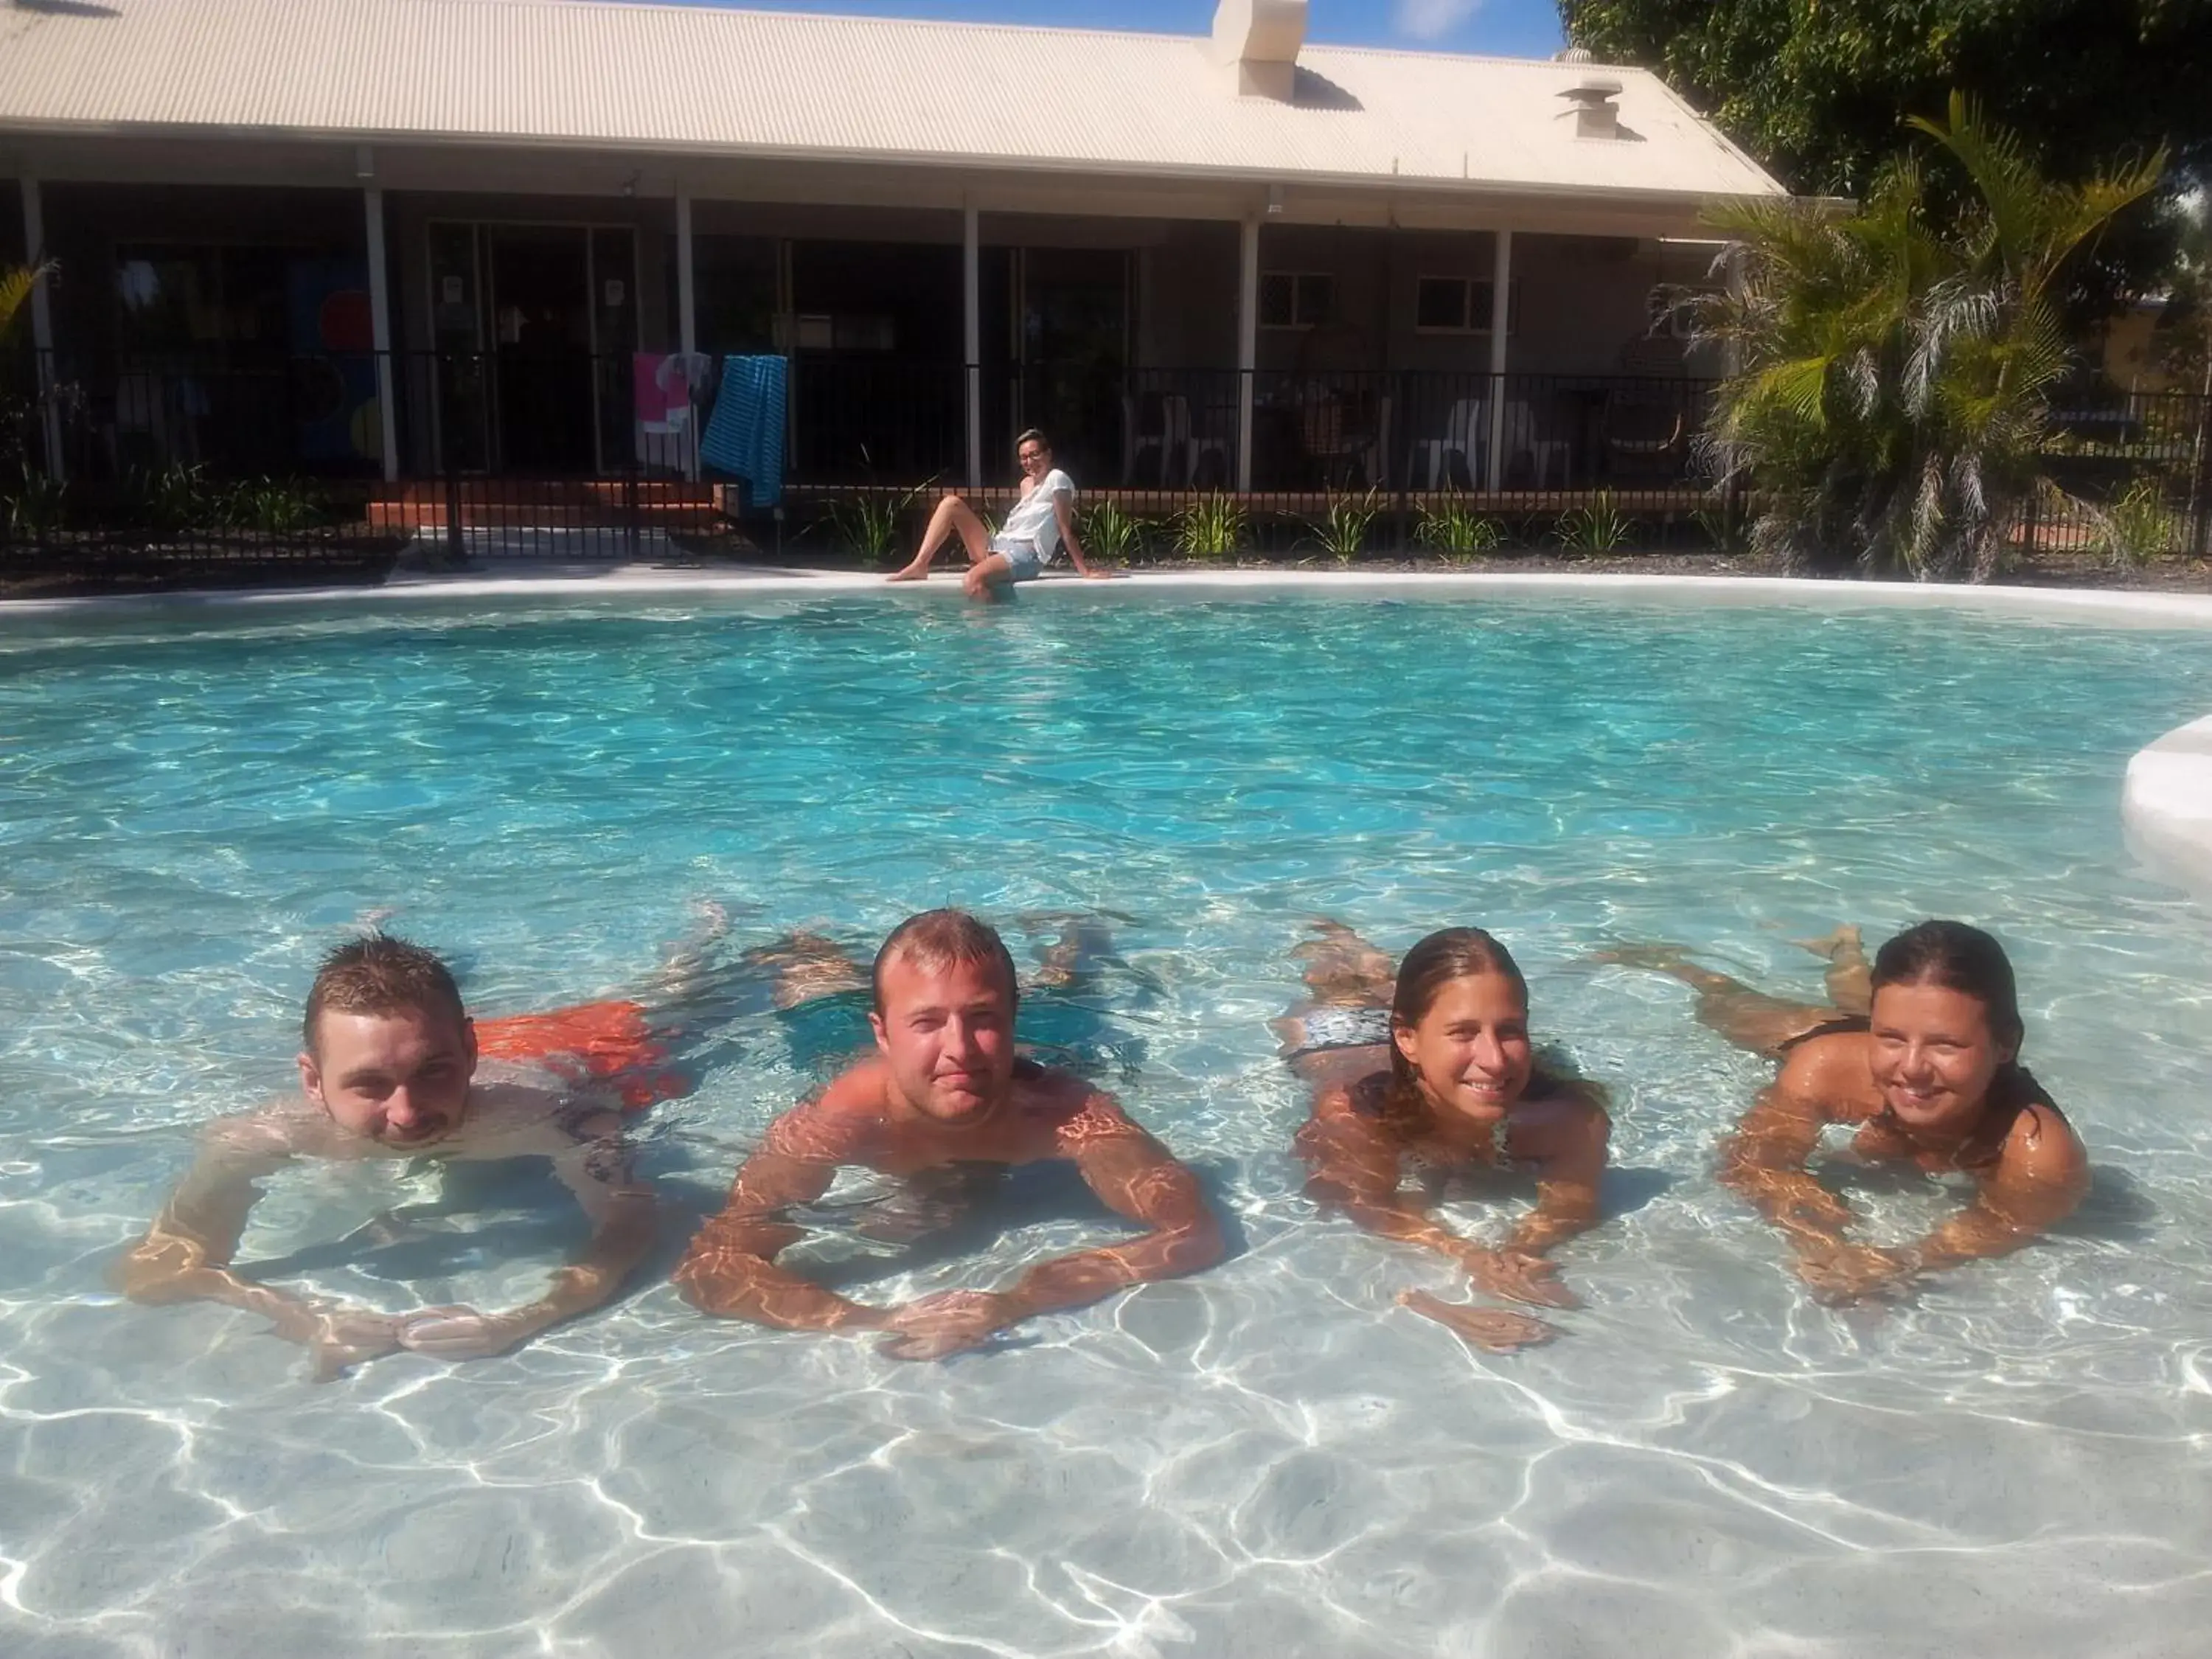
left=1281, top=922, right=1612, bottom=1352
left=1596, top=920, right=2088, bottom=1304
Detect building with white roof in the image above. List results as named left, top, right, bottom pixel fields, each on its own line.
left=0, top=0, right=1790, bottom=503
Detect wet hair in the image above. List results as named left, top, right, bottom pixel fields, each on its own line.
left=302, top=932, right=467, bottom=1055
left=1015, top=429, right=1050, bottom=456
left=871, top=908, right=1020, bottom=1015
left=1383, top=927, right=1530, bottom=1113
left=1870, top=919, right=2025, bottom=1052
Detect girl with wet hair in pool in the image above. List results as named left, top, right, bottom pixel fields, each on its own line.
left=1280, top=921, right=1612, bottom=1353
left=1595, top=920, right=2087, bottom=1304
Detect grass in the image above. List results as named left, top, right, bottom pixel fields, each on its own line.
left=1304, top=490, right=1384, bottom=565
left=1173, top=495, right=1247, bottom=561
left=2090, top=477, right=2181, bottom=567
left=1414, top=500, right=1503, bottom=563
left=1080, top=501, right=1152, bottom=563
left=1552, top=490, right=1635, bottom=554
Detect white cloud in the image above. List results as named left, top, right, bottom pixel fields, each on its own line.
left=1392, top=0, right=1484, bottom=41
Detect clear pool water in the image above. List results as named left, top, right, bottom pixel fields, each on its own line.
left=4, top=588, right=2212, bottom=1657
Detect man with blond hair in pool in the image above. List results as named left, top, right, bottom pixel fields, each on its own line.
left=885, top=429, right=1115, bottom=597
left=113, top=927, right=747, bottom=1378
left=675, top=908, right=1222, bottom=1357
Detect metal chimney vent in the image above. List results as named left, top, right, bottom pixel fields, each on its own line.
left=1558, top=75, right=1624, bottom=139
left=1211, top=0, right=1308, bottom=102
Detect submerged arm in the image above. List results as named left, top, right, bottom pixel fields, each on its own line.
left=1902, top=1102, right=2089, bottom=1276
left=672, top=1113, right=886, bottom=1334
left=877, top=1099, right=1223, bottom=1360
left=111, top=1116, right=403, bottom=1375
left=1301, top=1105, right=1574, bottom=1308
left=1500, top=1087, right=1611, bottom=1258
left=392, top=1112, right=661, bottom=1360
left=1717, top=1074, right=1854, bottom=1255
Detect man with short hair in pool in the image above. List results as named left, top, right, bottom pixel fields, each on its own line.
left=885, top=429, right=1113, bottom=597
left=673, top=908, right=1222, bottom=1358
left=1596, top=920, right=2088, bottom=1304
left=112, top=929, right=724, bottom=1378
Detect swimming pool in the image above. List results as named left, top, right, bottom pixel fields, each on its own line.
left=4, top=585, right=2211, bottom=1656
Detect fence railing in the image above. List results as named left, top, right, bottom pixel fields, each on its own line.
left=2, top=349, right=2207, bottom=568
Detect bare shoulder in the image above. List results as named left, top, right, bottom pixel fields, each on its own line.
left=1773, top=1032, right=1880, bottom=1121
left=2001, top=1079, right=2087, bottom=1175
left=1023, top=1065, right=1138, bottom=1139
left=198, top=1101, right=319, bottom=1163
left=1512, top=1079, right=1612, bottom=1159
left=759, top=1065, right=886, bottom=1160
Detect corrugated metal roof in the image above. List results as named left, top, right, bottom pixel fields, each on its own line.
left=0, top=0, right=1787, bottom=201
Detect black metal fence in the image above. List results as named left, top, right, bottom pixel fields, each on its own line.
left=2, top=347, right=2208, bottom=573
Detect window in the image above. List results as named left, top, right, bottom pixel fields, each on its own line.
left=1646, top=283, right=1711, bottom=341
left=1414, top=276, right=1518, bottom=335
left=1259, top=271, right=1335, bottom=330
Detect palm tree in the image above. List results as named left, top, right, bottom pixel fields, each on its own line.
left=1697, top=97, right=2164, bottom=580
left=0, top=260, right=50, bottom=341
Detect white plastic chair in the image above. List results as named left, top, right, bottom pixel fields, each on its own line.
left=1122, top=392, right=1172, bottom=484
left=1413, top=397, right=1486, bottom=489
left=1506, top=400, right=1571, bottom=487
left=1166, top=394, right=1229, bottom=487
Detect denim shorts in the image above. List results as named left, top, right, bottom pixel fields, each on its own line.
left=989, top=536, right=1045, bottom=580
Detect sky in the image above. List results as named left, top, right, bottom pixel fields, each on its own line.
left=625, top=0, right=1572, bottom=58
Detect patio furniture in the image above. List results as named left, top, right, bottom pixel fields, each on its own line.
left=1121, top=391, right=1172, bottom=484
left=1602, top=387, right=1688, bottom=481
left=1166, top=393, right=1231, bottom=488
left=1411, top=397, right=1487, bottom=490
left=1297, top=383, right=1388, bottom=489
left=1503, top=400, right=1571, bottom=488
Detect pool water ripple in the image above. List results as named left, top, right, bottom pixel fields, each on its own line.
left=4, top=590, right=2212, bottom=1655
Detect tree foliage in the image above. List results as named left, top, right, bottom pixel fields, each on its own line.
left=1696, top=98, right=2163, bottom=580
left=1559, top=1, right=2206, bottom=204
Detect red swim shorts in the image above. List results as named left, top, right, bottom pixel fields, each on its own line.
left=473, top=999, right=688, bottom=1112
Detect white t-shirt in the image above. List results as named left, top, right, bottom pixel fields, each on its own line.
left=998, top=469, right=1074, bottom=560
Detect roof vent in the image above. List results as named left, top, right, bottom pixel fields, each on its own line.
left=1558, top=75, right=1624, bottom=139
left=1211, top=0, right=1307, bottom=102
left=1554, top=46, right=1595, bottom=64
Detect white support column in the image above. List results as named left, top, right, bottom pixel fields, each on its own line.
left=675, top=189, right=698, bottom=354
left=1236, top=215, right=1260, bottom=493
left=964, top=198, right=981, bottom=491
left=20, top=178, right=63, bottom=481
left=363, top=185, right=399, bottom=483
left=1485, top=227, right=1512, bottom=493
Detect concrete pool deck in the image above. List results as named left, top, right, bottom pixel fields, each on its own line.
left=7, top=563, right=2212, bottom=902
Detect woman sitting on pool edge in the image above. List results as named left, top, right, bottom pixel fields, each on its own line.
left=886, top=429, right=1113, bottom=597
left=1282, top=921, right=1612, bottom=1352
left=1596, top=921, right=2087, bottom=1305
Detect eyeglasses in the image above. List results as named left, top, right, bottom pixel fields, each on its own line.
left=1017, top=449, right=1046, bottom=464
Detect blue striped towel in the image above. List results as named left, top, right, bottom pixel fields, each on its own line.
left=699, top=354, right=788, bottom=508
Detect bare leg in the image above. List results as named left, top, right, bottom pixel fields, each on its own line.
left=964, top=552, right=1023, bottom=599
left=1025, top=914, right=1116, bottom=993
left=1796, top=925, right=1871, bottom=1015
left=888, top=493, right=993, bottom=581
left=740, top=931, right=868, bottom=1009
left=641, top=899, right=734, bottom=1006
left=1273, top=917, right=1397, bottom=1073
left=1292, top=917, right=1397, bottom=1006
left=1589, top=943, right=1840, bottom=1058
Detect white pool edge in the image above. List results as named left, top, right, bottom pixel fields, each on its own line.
left=10, top=566, right=2212, bottom=900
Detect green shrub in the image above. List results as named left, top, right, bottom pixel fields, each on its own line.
left=1415, top=501, right=1503, bottom=561
left=1553, top=491, right=1635, bottom=554
left=1173, top=495, right=1247, bottom=561
left=2090, top=477, right=2178, bottom=567
left=1304, top=489, right=1383, bottom=565
left=1080, top=501, right=1151, bottom=563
